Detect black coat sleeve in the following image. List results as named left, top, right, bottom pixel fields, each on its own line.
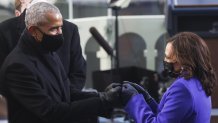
left=5, top=63, right=104, bottom=123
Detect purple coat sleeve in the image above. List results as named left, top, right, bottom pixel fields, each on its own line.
left=124, top=82, right=194, bottom=123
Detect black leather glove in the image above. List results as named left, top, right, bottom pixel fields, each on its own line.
left=123, top=81, right=152, bottom=102
left=99, top=83, right=122, bottom=108
left=105, top=83, right=121, bottom=92
left=121, top=83, right=138, bottom=106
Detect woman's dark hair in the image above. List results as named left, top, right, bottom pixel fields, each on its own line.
left=167, top=32, right=217, bottom=96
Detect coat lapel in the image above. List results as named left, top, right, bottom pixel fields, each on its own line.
left=33, top=56, right=63, bottom=99
left=36, top=52, right=70, bottom=101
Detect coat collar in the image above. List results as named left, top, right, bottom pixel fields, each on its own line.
left=18, top=29, right=51, bottom=55
left=16, top=9, right=26, bottom=42
left=17, top=30, right=70, bottom=101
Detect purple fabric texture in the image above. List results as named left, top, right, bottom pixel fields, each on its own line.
left=125, top=77, right=211, bottom=123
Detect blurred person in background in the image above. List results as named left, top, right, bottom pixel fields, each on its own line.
left=14, top=0, right=32, bottom=17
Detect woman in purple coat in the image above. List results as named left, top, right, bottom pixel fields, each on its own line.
left=120, top=32, right=217, bottom=123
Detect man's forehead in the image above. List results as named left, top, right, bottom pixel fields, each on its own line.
left=41, top=14, right=62, bottom=27
left=45, top=12, right=62, bottom=22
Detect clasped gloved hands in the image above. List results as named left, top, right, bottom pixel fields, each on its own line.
left=99, top=83, right=122, bottom=108
left=99, top=82, right=139, bottom=107
left=122, top=81, right=158, bottom=114
left=100, top=81, right=154, bottom=108
left=120, top=83, right=139, bottom=106
left=98, top=83, right=122, bottom=118
left=123, top=81, right=153, bottom=102
left=116, top=81, right=154, bottom=107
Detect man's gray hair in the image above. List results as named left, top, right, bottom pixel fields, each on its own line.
left=25, top=2, right=62, bottom=28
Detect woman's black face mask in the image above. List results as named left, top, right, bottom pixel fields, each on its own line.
left=163, top=61, right=180, bottom=78
left=37, top=28, right=64, bottom=52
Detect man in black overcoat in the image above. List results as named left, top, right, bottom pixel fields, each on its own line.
left=0, top=2, right=121, bottom=123
left=0, top=0, right=86, bottom=90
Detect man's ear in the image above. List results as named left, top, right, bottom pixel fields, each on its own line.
left=28, top=26, right=41, bottom=42
left=28, top=26, right=37, bottom=36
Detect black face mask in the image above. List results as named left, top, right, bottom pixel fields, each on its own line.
left=163, top=61, right=180, bottom=78
left=38, top=29, right=64, bottom=52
